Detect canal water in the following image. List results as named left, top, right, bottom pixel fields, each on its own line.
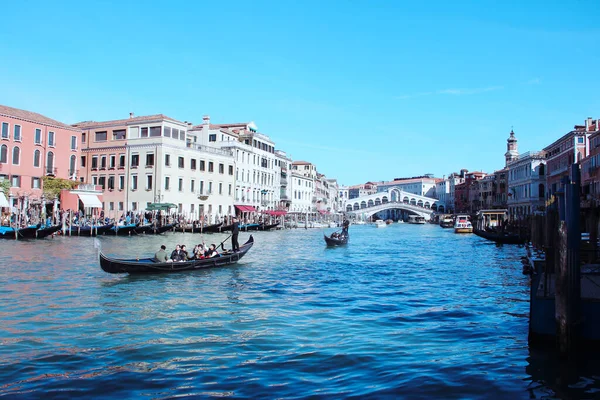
left=1, top=223, right=600, bottom=398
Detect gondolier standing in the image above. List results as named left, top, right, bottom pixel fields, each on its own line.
left=341, top=219, right=350, bottom=236
left=232, top=217, right=240, bottom=252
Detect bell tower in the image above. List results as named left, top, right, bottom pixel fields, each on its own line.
left=505, top=128, right=518, bottom=167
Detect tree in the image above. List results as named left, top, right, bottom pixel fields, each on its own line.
left=0, top=179, right=9, bottom=197
left=41, top=177, right=78, bottom=200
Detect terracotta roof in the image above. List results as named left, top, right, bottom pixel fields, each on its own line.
left=72, top=114, right=187, bottom=129
left=0, top=104, right=80, bottom=132
left=292, top=160, right=312, bottom=165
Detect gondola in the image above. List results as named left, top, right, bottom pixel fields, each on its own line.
left=105, top=223, right=138, bottom=236
left=99, top=235, right=254, bottom=274
left=324, top=232, right=348, bottom=246
left=258, top=223, right=279, bottom=231
left=69, top=223, right=115, bottom=237
left=35, top=225, right=62, bottom=239
left=175, top=222, right=223, bottom=233
left=150, top=223, right=176, bottom=234
left=0, top=224, right=41, bottom=239
left=473, top=228, right=525, bottom=245
left=240, top=223, right=260, bottom=231
left=219, top=224, right=233, bottom=232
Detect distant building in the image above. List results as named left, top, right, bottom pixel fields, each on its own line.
left=507, top=151, right=546, bottom=218
left=377, top=176, right=438, bottom=198
left=348, top=181, right=378, bottom=199
left=454, top=171, right=487, bottom=213
left=579, top=119, right=600, bottom=205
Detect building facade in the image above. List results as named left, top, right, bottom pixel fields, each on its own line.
left=0, top=104, right=80, bottom=209
left=377, top=176, right=438, bottom=198
left=506, top=151, right=546, bottom=218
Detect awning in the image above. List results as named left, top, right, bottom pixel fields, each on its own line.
left=235, top=205, right=256, bottom=212
left=318, top=209, right=328, bottom=215
left=78, top=193, right=103, bottom=208
left=146, top=203, right=177, bottom=211
left=0, top=192, right=8, bottom=208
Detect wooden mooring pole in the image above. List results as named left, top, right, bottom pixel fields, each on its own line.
left=555, top=165, right=581, bottom=355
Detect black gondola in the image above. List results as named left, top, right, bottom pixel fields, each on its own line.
left=473, top=228, right=525, bottom=245
left=219, top=224, right=233, bottom=232
left=324, top=232, right=348, bottom=246
left=0, top=224, right=41, bottom=239
left=258, top=223, right=279, bottom=231
left=175, top=222, right=223, bottom=233
left=105, top=224, right=138, bottom=236
left=150, top=223, right=176, bottom=234
left=36, top=225, right=62, bottom=239
left=69, top=223, right=115, bottom=237
left=99, top=235, right=254, bottom=274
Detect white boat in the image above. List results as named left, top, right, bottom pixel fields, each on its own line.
left=374, top=220, right=387, bottom=228
left=354, top=220, right=366, bottom=225
left=407, top=215, right=426, bottom=224
left=454, top=215, right=473, bottom=233
left=397, top=219, right=404, bottom=224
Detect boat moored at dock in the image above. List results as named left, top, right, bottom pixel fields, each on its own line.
left=454, top=215, right=473, bottom=233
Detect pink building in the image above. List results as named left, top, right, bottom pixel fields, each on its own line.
left=0, top=104, right=80, bottom=209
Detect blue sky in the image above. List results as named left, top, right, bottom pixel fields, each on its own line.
left=1, top=0, right=599, bottom=186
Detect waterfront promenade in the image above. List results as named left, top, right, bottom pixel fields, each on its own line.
left=1, top=225, right=598, bottom=398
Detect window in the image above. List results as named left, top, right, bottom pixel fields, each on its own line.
left=178, top=178, right=183, bottom=192
left=109, top=155, right=116, bottom=169
left=118, top=201, right=124, bottom=211
left=164, top=127, right=171, bottom=137
left=69, top=155, right=76, bottom=176
left=108, top=176, right=115, bottom=190
left=95, top=131, right=107, bottom=141
left=150, top=126, right=161, bottom=137
left=219, top=163, right=224, bottom=174
left=178, top=157, right=184, bottom=168
left=100, top=156, right=107, bottom=169
left=172, top=128, right=179, bottom=139
left=0, top=145, right=6, bottom=163
left=119, top=154, right=125, bottom=168
left=113, top=130, right=126, bottom=140
left=199, top=181, right=204, bottom=194
left=1, top=123, right=8, bottom=139
left=209, top=134, right=217, bottom=142
left=35, top=129, right=42, bottom=144
left=12, top=147, right=20, bottom=165
left=109, top=202, right=114, bottom=211
left=578, top=137, right=584, bottom=144
left=32, top=177, right=40, bottom=189
left=228, top=165, right=233, bottom=175
left=200, top=160, right=205, bottom=171
left=11, top=175, right=20, bottom=187
left=131, top=154, right=139, bottom=168
left=146, top=153, right=154, bottom=167
left=119, top=175, right=125, bottom=190
left=208, top=162, right=214, bottom=172
left=82, top=132, right=86, bottom=143
left=179, top=130, right=185, bottom=140
left=91, top=156, right=98, bottom=169
left=13, top=125, right=21, bottom=141
left=165, top=154, right=171, bottom=166
left=165, top=176, right=170, bottom=190
left=190, top=179, right=195, bottom=193
left=131, top=175, right=138, bottom=190
left=228, top=184, right=232, bottom=195
left=219, top=183, right=223, bottom=195
left=208, top=182, right=213, bottom=194
left=146, top=175, right=153, bottom=190
left=141, top=127, right=148, bottom=138
left=98, top=176, right=106, bottom=189
left=191, top=159, right=196, bottom=170
left=33, top=150, right=41, bottom=167
left=70, top=136, right=77, bottom=150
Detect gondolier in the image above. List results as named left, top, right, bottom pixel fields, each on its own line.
left=231, top=217, right=240, bottom=252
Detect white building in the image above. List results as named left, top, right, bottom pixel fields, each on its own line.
left=289, top=162, right=315, bottom=213
left=338, top=185, right=349, bottom=211
left=325, top=178, right=339, bottom=213
left=377, top=177, right=438, bottom=198
left=275, top=150, right=293, bottom=211
left=507, top=151, right=546, bottom=218
left=189, top=116, right=280, bottom=215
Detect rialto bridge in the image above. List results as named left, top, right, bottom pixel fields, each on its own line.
left=344, top=188, right=443, bottom=221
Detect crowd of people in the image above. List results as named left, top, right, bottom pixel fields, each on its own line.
left=154, top=242, right=224, bottom=263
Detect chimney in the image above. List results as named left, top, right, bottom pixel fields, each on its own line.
left=129, top=112, right=134, bottom=119
left=202, top=115, right=210, bottom=126
left=586, top=117, right=592, bottom=131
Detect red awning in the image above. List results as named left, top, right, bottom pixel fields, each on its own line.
left=235, top=205, right=256, bottom=212
left=318, top=209, right=327, bottom=214
left=265, top=210, right=287, bottom=216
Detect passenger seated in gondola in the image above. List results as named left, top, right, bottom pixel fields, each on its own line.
left=207, top=244, right=219, bottom=258
left=180, top=245, right=189, bottom=261
left=154, top=245, right=169, bottom=263
left=194, top=244, right=206, bottom=259
left=331, top=232, right=340, bottom=239
left=171, top=244, right=185, bottom=262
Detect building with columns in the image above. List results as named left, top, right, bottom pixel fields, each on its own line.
left=0, top=104, right=81, bottom=210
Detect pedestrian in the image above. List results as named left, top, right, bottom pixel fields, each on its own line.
left=231, top=217, right=240, bottom=252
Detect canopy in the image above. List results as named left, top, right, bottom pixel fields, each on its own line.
left=235, top=205, right=256, bottom=212
left=0, top=192, right=9, bottom=207
left=78, top=193, right=103, bottom=208
left=146, top=203, right=177, bottom=211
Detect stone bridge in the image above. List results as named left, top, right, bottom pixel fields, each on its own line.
left=344, top=189, right=443, bottom=221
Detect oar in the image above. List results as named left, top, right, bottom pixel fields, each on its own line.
left=218, top=234, right=232, bottom=251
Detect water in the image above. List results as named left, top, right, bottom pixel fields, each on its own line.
left=1, top=223, right=600, bottom=398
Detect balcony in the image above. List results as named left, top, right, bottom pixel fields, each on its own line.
left=45, top=167, right=57, bottom=176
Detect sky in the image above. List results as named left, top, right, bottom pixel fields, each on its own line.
left=1, top=0, right=599, bottom=186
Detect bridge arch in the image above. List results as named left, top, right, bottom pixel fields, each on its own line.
left=375, top=198, right=381, bottom=206
left=346, top=204, right=353, bottom=212
left=417, top=200, right=424, bottom=207
left=353, top=203, right=359, bottom=211
left=410, top=198, right=416, bottom=206
left=368, top=199, right=374, bottom=207
left=382, top=196, right=388, bottom=203
left=403, top=196, right=409, bottom=203
left=360, top=201, right=367, bottom=209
